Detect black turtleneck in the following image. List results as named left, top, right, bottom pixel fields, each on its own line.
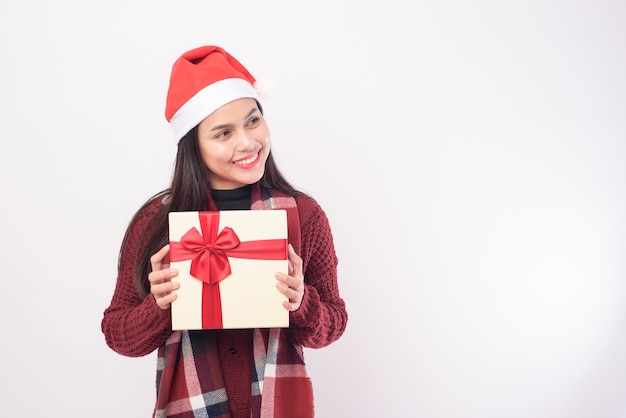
left=211, top=185, right=253, bottom=211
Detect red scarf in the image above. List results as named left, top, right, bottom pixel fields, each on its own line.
left=153, top=186, right=314, bottom=418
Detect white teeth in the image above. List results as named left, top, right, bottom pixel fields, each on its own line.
left=234, top=153, right=258, bottom=165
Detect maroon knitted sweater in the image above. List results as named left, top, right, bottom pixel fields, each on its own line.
left=101, top=192, right=348, bottom=416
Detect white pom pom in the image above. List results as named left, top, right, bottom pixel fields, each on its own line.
left=254, top=78, right=274, bottom=99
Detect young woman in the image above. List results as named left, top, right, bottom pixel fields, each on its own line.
left=101, top=45, right=348, bottom=418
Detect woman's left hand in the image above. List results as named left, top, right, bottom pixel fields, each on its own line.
left=275, top=244, right=305, bottom=311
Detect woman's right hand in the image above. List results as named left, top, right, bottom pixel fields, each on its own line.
left=148, top=244, right=180, bottom=310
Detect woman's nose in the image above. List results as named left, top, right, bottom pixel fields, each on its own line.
left=235, top=130, right=256, bottom=150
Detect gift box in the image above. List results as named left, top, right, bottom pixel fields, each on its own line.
left=168, top=210, right=289, bottom=330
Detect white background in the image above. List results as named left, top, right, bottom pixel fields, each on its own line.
left=1, top=1, right=625, bottom=417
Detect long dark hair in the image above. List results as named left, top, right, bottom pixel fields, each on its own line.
left=119, top=103, right=307, bottom=297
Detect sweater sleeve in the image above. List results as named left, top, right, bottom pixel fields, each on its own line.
left=287, top=197, right=348, bottom=348
left=101, top=199, right=174, bottom=357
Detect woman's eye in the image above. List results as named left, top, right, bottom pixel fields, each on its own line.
left=247, top=117, right=260, bottom=127
left=216, top=130, right=231, bottom=139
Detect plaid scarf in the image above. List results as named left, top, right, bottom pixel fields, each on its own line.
left=153, top=186, right=314, bottom=418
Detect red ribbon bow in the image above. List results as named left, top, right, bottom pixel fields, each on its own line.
left=171, top=224, right=240, bottom=285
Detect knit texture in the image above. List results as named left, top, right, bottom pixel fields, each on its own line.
left=101, top=188, right=348, bottom=416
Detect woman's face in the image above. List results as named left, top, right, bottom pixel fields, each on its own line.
left=197, top=98, right=271, bottom=190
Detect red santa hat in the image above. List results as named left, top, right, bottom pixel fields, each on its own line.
left=165, top=45, right=268, bottom=143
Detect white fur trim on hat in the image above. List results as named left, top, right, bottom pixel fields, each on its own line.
left=170, top=78, right=260, bottom=142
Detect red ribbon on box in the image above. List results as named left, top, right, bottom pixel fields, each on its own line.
left=170, top=212, right=287, bottom=329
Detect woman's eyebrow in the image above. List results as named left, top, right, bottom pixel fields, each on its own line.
left=210, top=108, right=259, bottom=132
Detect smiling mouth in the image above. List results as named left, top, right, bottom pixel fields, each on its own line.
left=233, top=152, right=259, bottom=165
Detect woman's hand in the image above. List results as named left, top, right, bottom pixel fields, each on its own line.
left=275, top=244, right=305, bottom=312
left=148, top=244, right=180, bottom=310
